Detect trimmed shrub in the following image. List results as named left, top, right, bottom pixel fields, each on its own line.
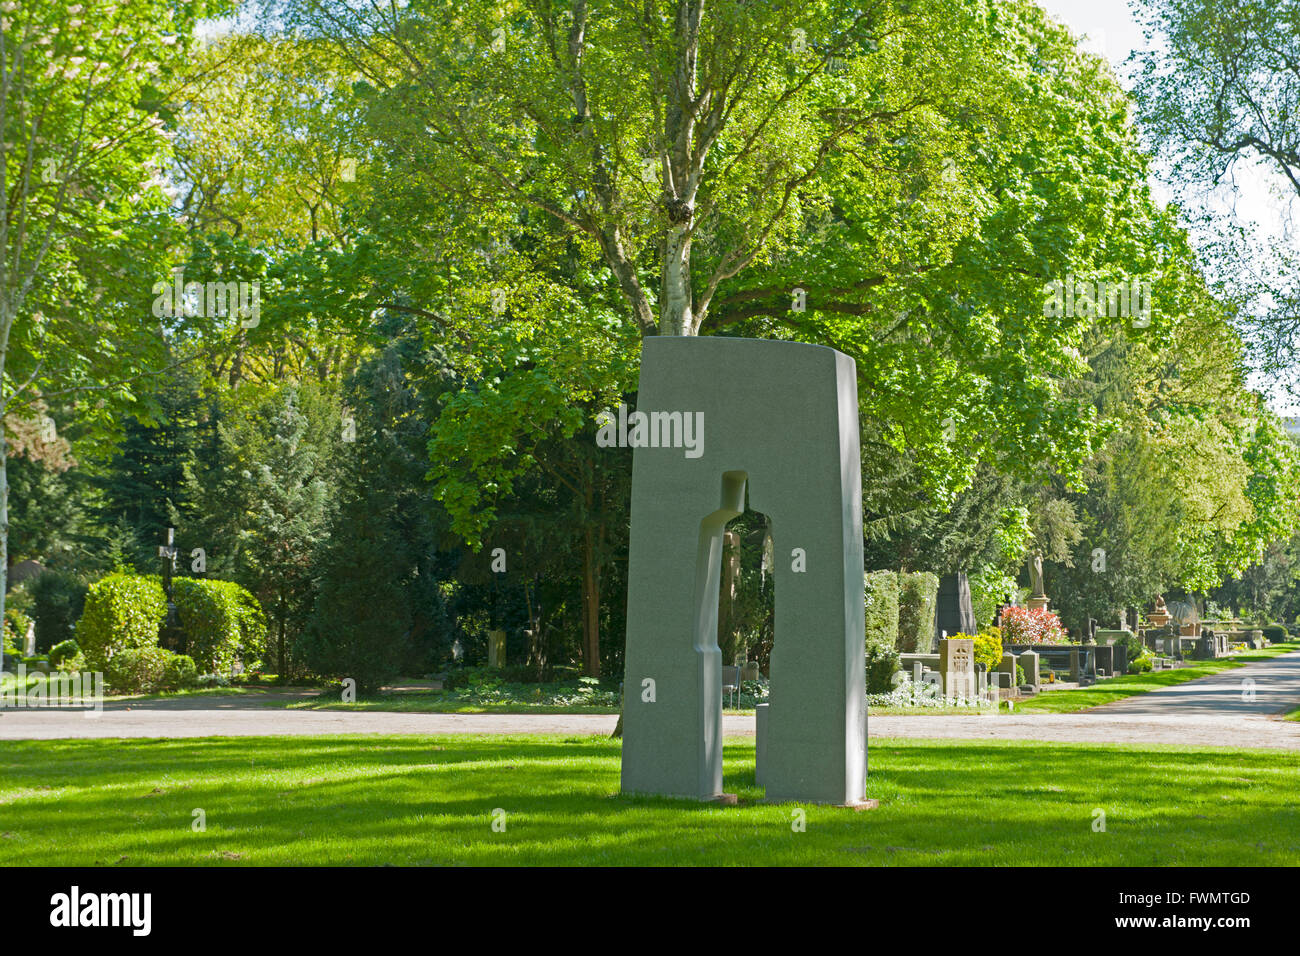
left=162, top=654, right=199, bottom=690
left=864, top=570, right=899, bottom=650
left=864, top=570, right=901, bottom=693
left=105, top=647, right=173, bottom=694
left=173, top=578, right=267, bottom=673
left=30, top=570, right=89, bottom=653
left=1261, top=624, right=1289, bottom=643
left=48, top=639, right=80, bottom=668
left=898, top=571, right=939, bottom=653
left=967, top=632, right=1002, bottom=672
left=105, top=647, right=198, bottom=694
left=75, top=574, right=167, bottom=669
left=865, top=640, right=901, bottom=694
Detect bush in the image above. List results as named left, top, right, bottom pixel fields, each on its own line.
left=4, top=607, right=32, bottom=656
left=864, top=639, right=901, bottom=694
left=966, top=632, right=1002, bottom=671
left=1261, top=624, right=1289, bottom=643
left=999, top=606, right=1069, bottom=644
left=105, top=647, right=198, bottom=694
left=48, top=639, right=80, bottom=668
left=864, top=570, right=899, bottom=648
left=969, top=567, right=1019, bottom=630
left=105, top=647, right=173, bottom=694
left=162, top=654, right=199, bottom=690
left=898, top=571, right=939, bottom=653
left=30, top=570, right=89, bottom=654
left=1128, top=648, right=1154, bottom=674
left=173, top=578, right=267, bottom=673
left=864, top=570, right=900, bottom=692
left=75, top=574, right=167, bottom=669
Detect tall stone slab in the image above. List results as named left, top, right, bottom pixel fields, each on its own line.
left=935, top=572, right=976, bottom=641
left=620, top=337, right=866, bottom=805
left=1018, top=650, right=1039, bottom=688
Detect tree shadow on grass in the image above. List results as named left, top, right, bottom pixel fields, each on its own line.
left=3, top=736, right=1298, bottom=866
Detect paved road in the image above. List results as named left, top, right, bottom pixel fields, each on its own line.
left=1091, top=648, right=1300, bottom=716
left=3, top=651, right=1298, bottom=747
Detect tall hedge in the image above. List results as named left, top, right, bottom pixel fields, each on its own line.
left=173, top=578, right=267, bottom=673
left=864, top=570, right=899, bottom=649
left=898, top=571, right=939, bottom=653
left=75, top=574, right=167, bottom=669
left=864, top=570, right=900, bottom=693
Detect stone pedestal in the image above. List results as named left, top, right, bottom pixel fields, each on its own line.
left=939, top=637, right=976, bottom=700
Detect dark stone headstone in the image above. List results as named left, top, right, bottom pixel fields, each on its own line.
left=935, top=572, right=976, bottom=639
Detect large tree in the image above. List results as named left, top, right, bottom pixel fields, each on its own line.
left=1131, top=0, right=1300, bottom=380
left=0, top=0, right=237, bottom=673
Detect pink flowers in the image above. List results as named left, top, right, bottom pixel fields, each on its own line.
left=999, top=606, right=1069, bottom=644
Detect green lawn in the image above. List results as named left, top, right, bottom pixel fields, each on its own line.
left=2, top=734, right=1298, bottom=866
left=1013, top=642, right=1300, bottom=713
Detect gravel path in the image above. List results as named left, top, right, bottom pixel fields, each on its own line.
left=3, top=651, right=1298, bottom=747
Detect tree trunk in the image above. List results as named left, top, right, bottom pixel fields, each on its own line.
left=0, top=407, right=7, bottom=678
left=0, top=315, right=10, bottom=678
left=277, top=592, right=287, bottom=681
left=581, top=526, right=601, bottom=678
left=660, top=222, right=694, bottom=335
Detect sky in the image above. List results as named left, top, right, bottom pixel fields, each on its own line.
left=1039, top=0, right=1300, bottom=414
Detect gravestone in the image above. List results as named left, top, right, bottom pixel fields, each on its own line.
left=1094, top=644, right=1124, bottom=675
left=935, top=572, right=976, bottom=643
left=998, top=651, right=1018, bottom=690
left=620, top=337, right=867, bottom=806
left=1018, top=650, right=1039, bottom=688
left=939, top=637, right=976, bottom=700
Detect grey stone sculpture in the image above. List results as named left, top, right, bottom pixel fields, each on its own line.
left=619, top=336, right=867, bottom=805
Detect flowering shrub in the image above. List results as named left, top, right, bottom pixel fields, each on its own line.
left=866, top=681, right=993, bottom=710
left=999, top=606, right=1068, bottom=644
